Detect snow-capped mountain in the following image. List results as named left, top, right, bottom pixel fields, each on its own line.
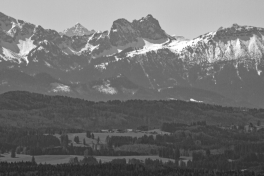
left=0, top=11, right=264, bottom=108
left=60, top=23, right=95, bottom=37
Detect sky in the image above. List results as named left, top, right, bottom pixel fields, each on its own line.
left=1, top=0, right=264, bottom=39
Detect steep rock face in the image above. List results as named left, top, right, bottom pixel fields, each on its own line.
left=60, top=23, right=95, bottom=37
left=87, top=31, right=114, bottom=56
left=133, top=14, right=168, bottom=40
left=109, top=15, right=168, bottom=47
left=109, top=19, right=140, bottom=46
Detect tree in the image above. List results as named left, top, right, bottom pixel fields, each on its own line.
left=84, top=149, right=89, bottom=158
left=174, top=148, right=180, bottom=159
left=69, top=157, right=79, bottom=164
left=61, top=134, right=69, bottom=147
left=111, top=158, right=126, bottom=164
left=11, top=149, right=16, bottom=158
left=180, top=160, right=186, bottom=168
left=81, top=156, right=98, bottom=165
left=74, top=136, right=79, bottom=144
left=257, top=120, right=261, bottom=126
left=105, top=135, right=110, bottom=145
left=16, top=146, right=22, bottom=154
left=23, top=147, right=28, bottom=154
left=32, top=156, right=36, bottom=163
left=86, top=131, right=91, bottom=138
left=69, top=143, right=74, bottom=154
left=206, top=149, right=211, bottom=157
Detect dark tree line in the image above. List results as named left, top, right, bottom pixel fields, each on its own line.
left=0, top=161, right=261, bottom=176
left=1, top=91, right=264, bottom=129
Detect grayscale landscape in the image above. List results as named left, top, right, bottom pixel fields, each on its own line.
left=0, top=0, right=264, bottom=175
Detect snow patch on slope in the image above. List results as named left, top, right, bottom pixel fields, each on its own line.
left=17, top=38, right=36, bottom=56
left=50, top=83, right=71, bottom=93
left=92, top=38, right=168, bottom=58
left=126, top=38, right=168, bottom=57
left=1, top=47, right=28, bottom=64
left=95, top=62, right=108, bottom=71
left=93, top=81, right=117, bottom=95
left=190, top=98, right=203, bottom=103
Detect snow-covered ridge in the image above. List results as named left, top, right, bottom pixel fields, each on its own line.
left=0, top=10, right=264, bottom=76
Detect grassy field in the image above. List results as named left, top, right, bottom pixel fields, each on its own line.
left=0, top=153, right=174, bottom=164
left=0, top=154, right=75, bottom=165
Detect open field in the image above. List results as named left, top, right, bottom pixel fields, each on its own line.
left=0, top=153, right=174, bottom=164
left=0, top=154, right=74, bottom=165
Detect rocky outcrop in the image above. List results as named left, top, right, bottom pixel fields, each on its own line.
left=132, top=14, right=168, bottom=40
left=109, top=19, right=139, bottom=46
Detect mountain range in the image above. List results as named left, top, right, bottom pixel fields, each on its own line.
left=0, top=11, right=264, bottom=108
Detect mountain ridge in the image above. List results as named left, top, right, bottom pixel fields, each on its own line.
left=0, top=11, right=264, bottom=108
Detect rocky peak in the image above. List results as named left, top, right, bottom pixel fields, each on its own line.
left=132, top=14, right=168, bottom=40
left=145, top=14, right=154, bottom=19
left=108, top=15, right=169, bottom=46
left=109, top=18, right=139, bottom=46
left=231, top=23, right=240, bottom=29
left=61, top=23, right=95, bottom=37
left=75, top=22, right=82, bottom=27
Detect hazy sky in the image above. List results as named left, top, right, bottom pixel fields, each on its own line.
left=1, top=0, right=264, bottom=39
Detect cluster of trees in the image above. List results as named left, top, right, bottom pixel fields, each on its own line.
left=0, top=129, right=61, bottom=154
left=186, top=152, right=264, bottom=171
left=86, top=131, right=94, bottom=139
left=0, top=161, right=260, bottom=176
left=73, top=136, right=79, bottom=143
left=12, top=135, right=60, bottom=148
left=106, top=136, right=136, bottom=147
left=106, top=133, right=200, bottom=152
left=161, top=121, right=207, bottom=133
left=158, top=147, right=180, bottom=159
left=231, top=142, right=264, bottom=159
left=115, top=144, right=159, bottom=155
left=1, top=91, right=264, bottom=129
left=102, top=123, right=264, bottom=171
left=69, top=156, right=98, bottom=165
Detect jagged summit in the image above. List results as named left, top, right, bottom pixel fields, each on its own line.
left=215, top=23, right=264, bottom=37
left=108, top=14, right=168, bottom=47
left=60, top=23, right=95, bottom=37
left=133, top=14, right=168, bottom=40
left=231, top=23, right=241, bottom=28
left=145, top=14, right=154, bottom=18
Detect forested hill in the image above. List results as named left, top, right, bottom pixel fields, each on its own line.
left=0, top=91, right=263, bottom=130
